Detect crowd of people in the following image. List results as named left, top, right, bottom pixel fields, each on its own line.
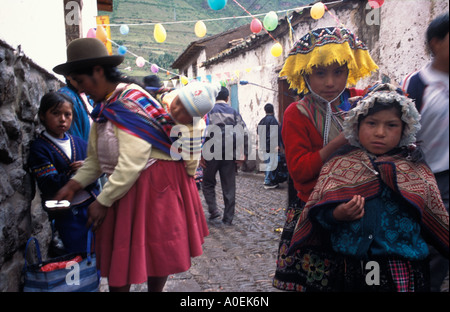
left=27, top=12, right=448, bottom=292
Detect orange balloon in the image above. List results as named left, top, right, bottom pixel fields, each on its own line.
left=96, top=26, right=108, bottom=43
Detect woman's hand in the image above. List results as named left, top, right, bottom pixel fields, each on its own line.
left=50, top=179, right=83, bottom=211
left=87, top=200, right=108, bottom=231
left=332, top=195, right=365, bottom=221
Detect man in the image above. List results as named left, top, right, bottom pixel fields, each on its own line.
left=201, top=86, right=249, bottom=225
left=257, top=103, right=282, bottom=189
left=402, top=12, right=449, bottom=292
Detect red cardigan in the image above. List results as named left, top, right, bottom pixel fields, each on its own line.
left=282, top=88, right=364, bottom=203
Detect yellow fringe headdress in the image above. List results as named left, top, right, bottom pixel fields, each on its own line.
left=279, top=27, right=378, bottom=94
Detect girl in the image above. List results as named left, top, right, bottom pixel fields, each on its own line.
left=28, top=92, right=100, bottom=254
left=273, top=26, right=378, bottom=291
left=288, top=84, right=449, bottom=291
left=52, top=38, right=214, bottom=292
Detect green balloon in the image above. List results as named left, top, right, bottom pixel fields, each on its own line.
left=263, top=11, right=278, bottom=31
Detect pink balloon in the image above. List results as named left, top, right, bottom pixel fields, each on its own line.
left=151, top=64, right=159, bottom=73
left=250, top=19, right=262, bottom=34
left=86, top=28, right=96, bottom=38
left=368, top=0, right=384, bottom=8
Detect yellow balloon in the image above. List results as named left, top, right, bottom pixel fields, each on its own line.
left=180, top=76, right=189, bottom=85
left=310, top=2, right=325, bottom=20
left=154, top=23, right=167, bottom=43
left=195, top=21, right=207, bottom=38
left=271, top=43, right=283, bottom=57
left=96, top=26, right=108, bottom=43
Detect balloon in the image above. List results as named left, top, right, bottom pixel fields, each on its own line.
left=151, top=64, right=159, bottom=73
left=96, top=26, right=108, bottom=43
left=368, top=0, right=384, bottom=8
left=263, top=11, right=278, bottom=31
left=195, top=21, right=207, bottom=38
left=119, top=24, right=129, bottom=35
left=271, top=43, right=283, bottom=57
left=250, top=18, right=262, bottom=34
left=207, top=0, right=227, bottom=11
left=117, top=45, right=127, bottom=55
left=136, top=56, right=146, bottom=67
left=180, top=76, right=189, bottom=85
left=86, top=28, right=96, bottom=38
left=154, top=23, right=167, bottom=43
left=310, top=2, right=325, bottom=20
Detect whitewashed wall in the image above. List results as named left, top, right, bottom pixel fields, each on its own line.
left=0, top=0, right=98, bottom=79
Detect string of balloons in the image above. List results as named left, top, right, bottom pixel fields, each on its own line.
left=91, top=0, right=384, bottom=82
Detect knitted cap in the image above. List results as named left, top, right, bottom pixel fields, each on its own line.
left=177, top=82, right=221, bottom=117
left=343, top=83, right=421, bottom=148
left=279, top=27, right=378, bottom=94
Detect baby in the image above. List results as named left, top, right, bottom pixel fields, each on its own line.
left=162, top=82, right=221, bottom=176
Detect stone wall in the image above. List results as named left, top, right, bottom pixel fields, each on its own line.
left=0, top=40, right=62, bottom=291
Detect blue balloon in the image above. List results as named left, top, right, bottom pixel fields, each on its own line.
left=208, top=0, right=227, bottom=10
left=118, top=45, right=127, bottom=55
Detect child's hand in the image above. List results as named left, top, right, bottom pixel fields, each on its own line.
left=332, top=195, right=365, bottom=221
left=70, top=160, right=84, bottom=172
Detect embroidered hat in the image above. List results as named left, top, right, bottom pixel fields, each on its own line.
left=177, top=82, right=221, bottom=118
left=279, top=27, right=378, bottom=94
left=343, top=83, right=421, bottom=148
left=53, top=38, right=124, bottom=75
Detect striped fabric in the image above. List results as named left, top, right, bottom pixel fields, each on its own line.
left=91, top=83, right=177, bottom=157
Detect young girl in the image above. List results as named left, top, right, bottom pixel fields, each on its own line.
left=28, top=92, right=100, bottom=254
left=52, top=38, right=216, bottom=292
left=273, top=26, right=378, bottom=290
left=288, top=84, right=449, bottom=291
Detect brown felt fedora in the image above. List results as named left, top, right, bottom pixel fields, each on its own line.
left=53, top=38, right=124, bottom=75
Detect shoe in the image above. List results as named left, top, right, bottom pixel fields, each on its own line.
left=264, top=182, right=279, bottom=189
left=209, top=211, right=221, bottom=220
left=222, top=220, right=232, bottom=226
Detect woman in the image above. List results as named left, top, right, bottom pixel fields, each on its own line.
left=52, top=38, right=209, bottom=292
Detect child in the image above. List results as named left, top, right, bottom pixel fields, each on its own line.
left=273, top=26, right=378, bottom=291
left=288, top=84, right=449, bottom=291
left=28, top=92, right=100, bottom=254
left=162, top=81, right=218, bottom=177
left=52, top=38, right=217, bottom=292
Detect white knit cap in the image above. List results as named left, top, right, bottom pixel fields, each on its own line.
left=177, top=82, right=221, bottom=117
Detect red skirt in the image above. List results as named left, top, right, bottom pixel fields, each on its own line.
left=95, top=160, right=209, bottom=287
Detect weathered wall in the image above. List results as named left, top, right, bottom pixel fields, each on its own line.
left=0, top=40, right=62, bottom=291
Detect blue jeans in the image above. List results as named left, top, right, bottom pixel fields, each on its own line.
left=261, top=152, right=278, bottom=184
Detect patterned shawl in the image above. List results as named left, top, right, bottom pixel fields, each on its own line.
left=289, top=147, right=449, bottom=258
left=91, top=83, right=178, bottom=157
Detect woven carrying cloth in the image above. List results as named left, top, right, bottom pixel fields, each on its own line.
left=279, top=27, right=379, bottom=94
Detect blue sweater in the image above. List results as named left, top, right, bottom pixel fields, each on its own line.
left=28, top=132, right=99, bottom=204
left=311, top=183, right=429, bottom=261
